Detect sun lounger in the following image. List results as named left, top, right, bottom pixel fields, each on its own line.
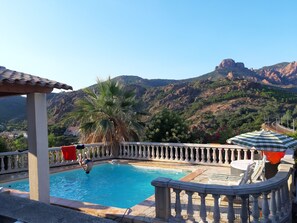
left=208, top=157, right=266, bottom=186
left=208, top=162, right=256, bottom=186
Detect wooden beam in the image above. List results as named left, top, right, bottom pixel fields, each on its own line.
left=0, top=83, right=53, bottom=94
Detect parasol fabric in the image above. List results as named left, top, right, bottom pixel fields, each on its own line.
left=226, top=130, right=297, bottom=152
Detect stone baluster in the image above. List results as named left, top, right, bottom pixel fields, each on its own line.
left=15, top=154, right=20, bottom=169
left=190, top=147, right=194, bottom=163
left=206, top=147, right=211, bottom=163
left=175, top=147, right=179, bottom=161
left=179, top=147, right=184, bottom=161
left=130, top=145, right=134, bottom=158
left=218, top=148, right=223, bottom=164
left=160, top=145, right=164, bottom=160
left=198, top=193, right=207, bottom=223
left=251, top=193, right=260, bottom=223
left=170, top=146, right=173, bottom=160
left=55, top=150, right=60, bottom=164
left=12, top=155, right=17, bottom=170
left=139, top=145, right=143, bottom=158
left=270, top=190, right=279, bottom=222
left=280, top=185, right=286, bottom=215
left=18, top=154, right=24, bottom=169
left=165, top=145, right=169, bottom=160
left=231, top=149, right=235, bottom=162
left=49, top=152, right=55, bottom=165
left=276, top=187, right=282, bottom=218
left=239, top=195, right=249, bottom=223
left=212, top=194, right=221, bottom=223
left=148, top=145, right=151, bottom=159
left=201, top=147, right=206, bottom=163
left=262, top=192, right=270, bottom=222
left=237, top=149, right=242, bottom=160
left=227, top=195, right=236, bottom=223
left=96, top=145, right=101, bottom=158
left=186, top=191, right=194, bottom=220
left=134, top=145, right=138, bottom=158
left=185, top=147, right=189, bottom=162
left=142, top=145, right=146, bottom=158
left=127, top=145, right=130, bottom=157
left=224, top=148, right=229, bottom=164
left=213, top=148, right=217, bottom=164
left=173, top=189, right=182, bottom=219
left=91, top=146, right=96, bottom=159
left=250, top=150, right=255, bottom=161
left=156, top=146, right=160, bottom=160
left=284, top=183, right=291, bottom=213
left=243, top=149, right=248, bottom=160
left=7, top=156, right=11, bottom=171
left=195, top=147, right=200, bottom=164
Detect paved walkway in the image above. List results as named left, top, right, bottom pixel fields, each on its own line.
left=0, top=192, right=116, bottom=223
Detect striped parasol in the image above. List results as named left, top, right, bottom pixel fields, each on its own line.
left=226, top=130, right=297, bottom=152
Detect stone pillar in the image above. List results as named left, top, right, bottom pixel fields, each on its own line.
left=27, top=93, right=50, bottom=203
left=151, top=177, right=171, bottom=220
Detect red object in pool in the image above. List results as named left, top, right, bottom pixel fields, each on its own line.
left=263, top=151, right=285, bottom=164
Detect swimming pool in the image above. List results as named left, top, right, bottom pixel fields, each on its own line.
left=1, top=163, right=187, bottom=208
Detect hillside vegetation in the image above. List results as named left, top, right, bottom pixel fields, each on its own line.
left=1, top=58, right=297, bottom=143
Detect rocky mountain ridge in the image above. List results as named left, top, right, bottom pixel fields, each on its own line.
left=2, top=59, right=297, bottom=142
left=211, top=58, right=297, bottom=86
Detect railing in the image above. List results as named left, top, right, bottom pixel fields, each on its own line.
left=119, top=142, right=259, bottom=165
left=0, top=143, right=113, bottom=174
left=152, top=163, right=293, bottom=223
left=0, top=142, right=258, bottom=174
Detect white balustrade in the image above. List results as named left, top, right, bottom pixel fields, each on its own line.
left=120, top=142, right=255, bottom=166
left=152, top=163, right=293, bottom=223
left=1, top=141, right=294, bottom=222
left=0, top=143, right=112, bottom=174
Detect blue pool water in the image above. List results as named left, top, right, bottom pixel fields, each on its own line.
left=1, top=163, right=187, bottom=208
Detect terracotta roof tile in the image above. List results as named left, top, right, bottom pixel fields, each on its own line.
left=0, top=66, right=73, bottom=90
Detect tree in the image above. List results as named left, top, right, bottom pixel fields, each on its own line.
left=0, top=137, right=8, bottom=152
left=145, top=109, right=190, bottom=143
left=70, top=78, right=144, bottom=155
left=281, top=110, right=292, bottom=127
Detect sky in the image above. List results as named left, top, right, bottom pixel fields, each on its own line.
left=0, top=0, right=297, bottom=91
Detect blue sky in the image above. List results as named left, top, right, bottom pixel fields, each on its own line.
left=0, top=1, right=296, bottom=91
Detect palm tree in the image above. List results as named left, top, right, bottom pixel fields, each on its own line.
left=70, top=78, right=144, bottom=155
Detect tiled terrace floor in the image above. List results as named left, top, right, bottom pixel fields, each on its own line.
left=1, top=160, right=240, bottom=222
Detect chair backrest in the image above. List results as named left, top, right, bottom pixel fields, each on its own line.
left=238, top=162, right=256, bottom=185
left=250, top=156, right=266, bottom=183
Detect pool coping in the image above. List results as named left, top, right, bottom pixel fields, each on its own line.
left=0, top=160, right=206, bottom=222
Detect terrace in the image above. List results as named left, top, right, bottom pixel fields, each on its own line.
left=0, top=67, right=296, bottom=222
left=0, top=142, right=296, bottom=222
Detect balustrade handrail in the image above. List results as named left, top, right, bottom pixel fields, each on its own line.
left=1, top=142, right=259, bottom=175
left=152, top=163, right=293, bottom=222
left=121, top=141, right=245, bottom=149
left=0, top=143, right=112, bottom=174
left=152, top=166, right=292, bottom=196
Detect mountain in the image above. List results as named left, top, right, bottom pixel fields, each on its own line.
left=195, top=59, right=297, bottom=88
left=112, top=75, right=179, bottom=88
left=2, top=58, right=297, bottom=143
left=256, top=61, right=297, bottom=86
left=0, top=96, right=26, bottom=123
